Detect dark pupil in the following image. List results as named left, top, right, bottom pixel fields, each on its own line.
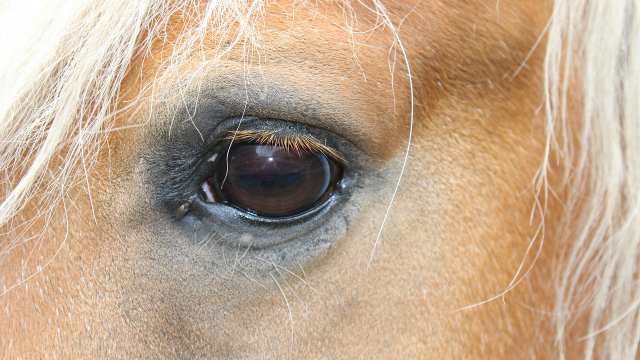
left=211, top=143, right=338, bottom=217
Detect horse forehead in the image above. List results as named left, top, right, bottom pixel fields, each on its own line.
left=122, top=0, right=547, bottom=154
left=242, top=1, right=548, bottom=54
left=174, top=0, right=547, bottom=96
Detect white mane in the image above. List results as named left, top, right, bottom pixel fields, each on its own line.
left=545, top=1, right=640, bottom=358
left=0, top=1, right=638, bottom=358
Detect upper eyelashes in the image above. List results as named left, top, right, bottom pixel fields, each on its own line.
left=223, top=129, right=346, bottom=163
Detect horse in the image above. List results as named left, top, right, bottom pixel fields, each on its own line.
left=1, top=0, right=638, bottom=358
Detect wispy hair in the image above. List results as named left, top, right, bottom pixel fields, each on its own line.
left=544, top=1, right=640, bottom=358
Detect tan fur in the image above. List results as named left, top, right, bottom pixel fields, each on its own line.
left=0, top=1, right=580, bottom=358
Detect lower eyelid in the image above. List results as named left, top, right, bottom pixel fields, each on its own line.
left=183, top=192, right=343, bottom=249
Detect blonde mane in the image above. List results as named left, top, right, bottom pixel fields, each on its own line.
left=545, top=1, right=640, bottom=358
left=0, top=1, right=638, bottom=358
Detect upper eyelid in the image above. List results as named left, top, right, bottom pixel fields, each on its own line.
left=223, top=129, right=347, bottom=163
left=156, top=67, right=380, bottom=157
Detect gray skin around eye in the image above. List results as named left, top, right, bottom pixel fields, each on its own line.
left=120, top=141, right=396, bottom=287
left=133, top=162, right=391, bottom=277
left=132, top=94, right=396, bottom=279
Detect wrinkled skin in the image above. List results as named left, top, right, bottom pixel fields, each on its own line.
left=2, top=1, right=569, bottom=358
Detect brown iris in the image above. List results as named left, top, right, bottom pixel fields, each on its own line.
left=204, top=143, right=342, bottom=218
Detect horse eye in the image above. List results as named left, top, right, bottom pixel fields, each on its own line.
left=202, top=143, right=342, bottom=218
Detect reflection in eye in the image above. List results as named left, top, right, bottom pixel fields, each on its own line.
left=201, top=141, right=343, bottom=218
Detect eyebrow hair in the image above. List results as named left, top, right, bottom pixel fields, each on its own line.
left=224, top=129, right=346, bottom=163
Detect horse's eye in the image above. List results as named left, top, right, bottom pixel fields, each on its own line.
left=202, top=143, right=342, bottom=218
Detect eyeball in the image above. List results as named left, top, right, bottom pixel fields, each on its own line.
left=202, top=143, right=342, bottom=218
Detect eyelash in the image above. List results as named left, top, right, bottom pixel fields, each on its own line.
left=221, top=129, right=346, bottom=164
